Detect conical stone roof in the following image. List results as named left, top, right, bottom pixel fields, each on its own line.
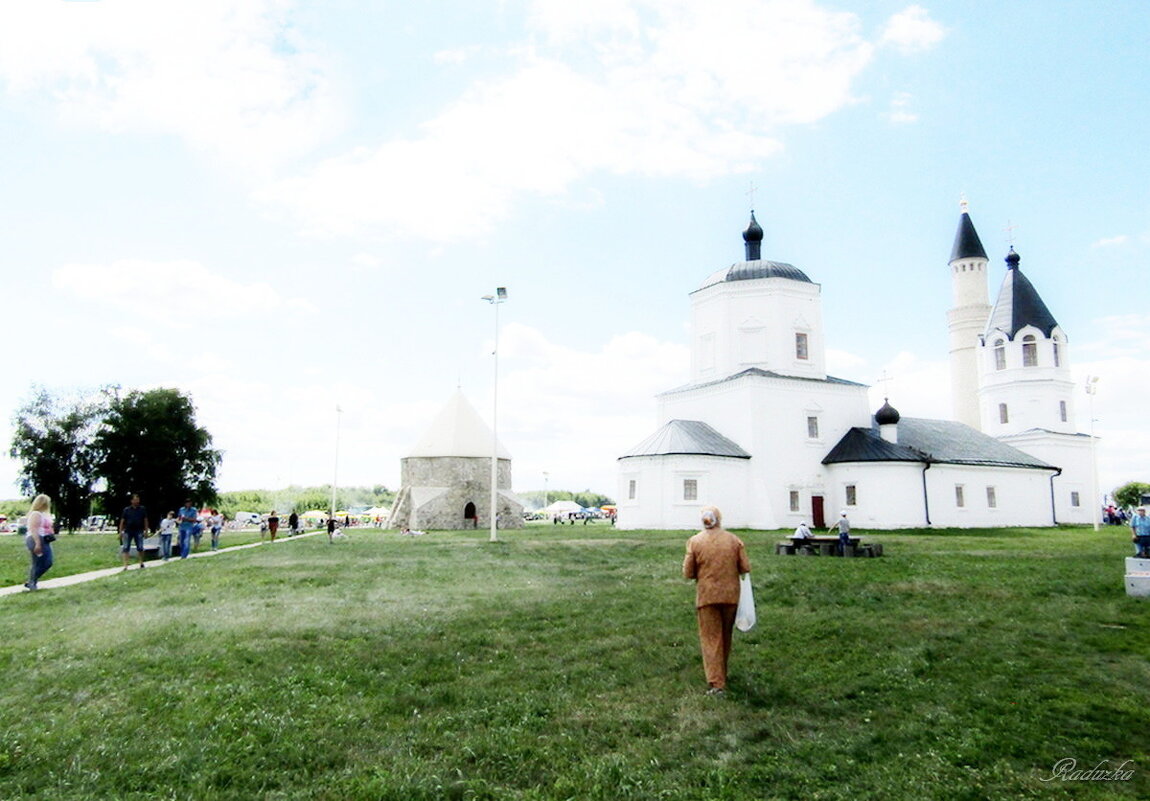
left=407, top=390, right=511, bottom=459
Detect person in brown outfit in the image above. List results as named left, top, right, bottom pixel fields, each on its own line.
left=683, top=506, right=751, bottom=695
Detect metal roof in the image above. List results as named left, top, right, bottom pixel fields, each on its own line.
left=984, top=251, right=1060, bottom=339
left=619, top=419, right=751, bottom=460
left=659, top=367, right=866, bottom=398
left=949, top=211, right=988, bottom=262
left=823, top=417, right=1056, bottom=470
left=696, top=260, right=813, bottom=292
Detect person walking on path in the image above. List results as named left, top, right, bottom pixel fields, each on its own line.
left=118, top=494, right=150, bottom=571
left=24, top=494, right=55, bottom=591
left=177, top=499, right=198, bottom=559
left=158, top=511, right=176, bottom=561
left=266, top=511, right=280, bottom=543
left=1132, top=507, right=1150, bottom=558
left=209, top=510, right=223, bottom=551
left=682, top=506, right=751, bottom=696
left=288, top=511, right=299, bottom=537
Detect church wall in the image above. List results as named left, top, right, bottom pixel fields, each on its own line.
left=823, top=462, right=929, bottom=528
left=999, top=432, right=1095, bottom=524
left=655, top=373, right=871, bottom=529
left=617, top=455, right=752, bottom=531
left=690, top=278, right=825, bottom=382
left=924, top=463, right=1057, bottom=528
left=978, top=325, right=1076, bottom=435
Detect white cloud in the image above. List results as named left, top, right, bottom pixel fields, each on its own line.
left=886, top=90, right=919, bottom=124
left=259, top=0, right=902, bottom=240
left=52, top=259, right=316, bottom=322
left=1091, top=234, right=1129, bottom=248
left=0, top=0, right=341, bottom=171
left=879, top=5, right=946, bottom=53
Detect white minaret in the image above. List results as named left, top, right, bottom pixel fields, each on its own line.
left=946, top=199, right=991, bottom=429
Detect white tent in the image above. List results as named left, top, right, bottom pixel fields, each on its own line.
left=542, top=500, right=584, bottom=516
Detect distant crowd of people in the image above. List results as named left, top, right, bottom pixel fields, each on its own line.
left=14, top=493, right=368, bottom=589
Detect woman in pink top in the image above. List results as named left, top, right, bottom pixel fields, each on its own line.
left=24, top=493, right=54, bottom=591
left=683, top=506, right=751, bottom=695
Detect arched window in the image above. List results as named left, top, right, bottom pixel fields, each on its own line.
left=994, top=340, right=1006, bottom=371
left=1022, top=335, right=1038, bottom=367
left=1052, top=337, right=1062, bottom=367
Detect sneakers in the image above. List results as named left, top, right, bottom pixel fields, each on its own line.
left=705, top=687, right=725, bottom=696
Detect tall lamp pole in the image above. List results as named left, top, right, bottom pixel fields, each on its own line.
left=1085, top=376, right=1100, bottom=532
left=482, top=287, right=507, bottom=543
left=331, top=404, right=342, bottom=524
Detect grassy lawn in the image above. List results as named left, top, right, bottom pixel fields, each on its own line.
left=0, top=526, right=1146, bottom=800
left=0, top=529, right=320, bottom=586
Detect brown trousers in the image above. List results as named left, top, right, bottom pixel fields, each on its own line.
left=696, top=603, right=738, bottom=689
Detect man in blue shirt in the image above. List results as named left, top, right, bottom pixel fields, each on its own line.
left=119, top=494, right=150, bottom=571
left=178, top=499, right=199, bottom=560
left=1131, top=507, right=1150, bottom=558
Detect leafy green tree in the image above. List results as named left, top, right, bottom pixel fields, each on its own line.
left=1113, top=481, right=1150, bottom=510
left=93, top=388, right=221, bottom=530
left=9, top=388, right=104, bottom=531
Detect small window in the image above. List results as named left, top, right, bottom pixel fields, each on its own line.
left=795, top=332, right=809, bottom=360
left=789, top=491, right=800, bottom=512
left=683, top=479, right=698, bottom=501
left=986, top=486, right=997, bottom=508
left=807, top=416, right=819, bottom=439
left=999, top=403, right=1009, bottom=424
left=1059, top=401, right=1067, bottom=422
left=1053, top=338, right=1062, bottom=367
left=1070, top=491, right=1081, bottom=508
left=628, top=480, right=637, bottom=500
left=1022, top=335, right=1037, bottom=367
left=845, top=485, right=857, bottom=506
left=994, top=340, right=1006, bottom=371
left=955, top=485, right=965, bottom=507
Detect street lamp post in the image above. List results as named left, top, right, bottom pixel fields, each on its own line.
left=543, top=471, right=550, bottom=509
left=331, top=404, right=342, bottom=525
left=481, top=288, right=507, bottom=543
left=1085, top=376, right=1100, bottom=532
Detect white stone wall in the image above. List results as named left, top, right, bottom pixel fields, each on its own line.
left=392, top=456, right=523, bottom=530
left=978, top=325, right=1077, bottom=435
left=617, top=454, right=752, bottom=530
left=998, top=431, right=1095, bottom=524
left=689, top=275, right=826, bottom=383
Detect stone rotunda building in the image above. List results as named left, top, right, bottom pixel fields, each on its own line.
left=387, top=390, right=524, bottom=531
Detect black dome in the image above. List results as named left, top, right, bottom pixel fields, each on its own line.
left=743, top=211, right=764, bottom=243
left=875, top=400, right=900, bottom=425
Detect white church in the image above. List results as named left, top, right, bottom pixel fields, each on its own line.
left=616, top=204, right=1094, bottom=530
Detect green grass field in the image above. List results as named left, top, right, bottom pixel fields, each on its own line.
left=0, top=525, right=1146, bottom=800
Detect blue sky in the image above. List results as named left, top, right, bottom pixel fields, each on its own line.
left=0, top=0, right=1146, bottom=503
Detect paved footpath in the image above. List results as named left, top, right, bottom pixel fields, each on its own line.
left=0, top=530, right=326, bottom=597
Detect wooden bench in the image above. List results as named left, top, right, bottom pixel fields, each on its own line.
left=777, top=536, right=880, bottom=557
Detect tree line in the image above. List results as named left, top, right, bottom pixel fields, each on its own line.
left=214, top=486, right=396, bottom=519
left=8, top=386, right=220, bottom=531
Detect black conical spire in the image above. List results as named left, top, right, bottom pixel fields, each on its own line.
left=985, top=248, right=1060, bottom=338
left=950, top=200, right=988, bottom=262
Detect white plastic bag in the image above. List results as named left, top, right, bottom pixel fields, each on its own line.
left=735, top=574, right=756, bottom=632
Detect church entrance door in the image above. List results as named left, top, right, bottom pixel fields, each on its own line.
left=811, top=495, right=825, bottom=529
left=464, top=501, right=477, bottom=528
